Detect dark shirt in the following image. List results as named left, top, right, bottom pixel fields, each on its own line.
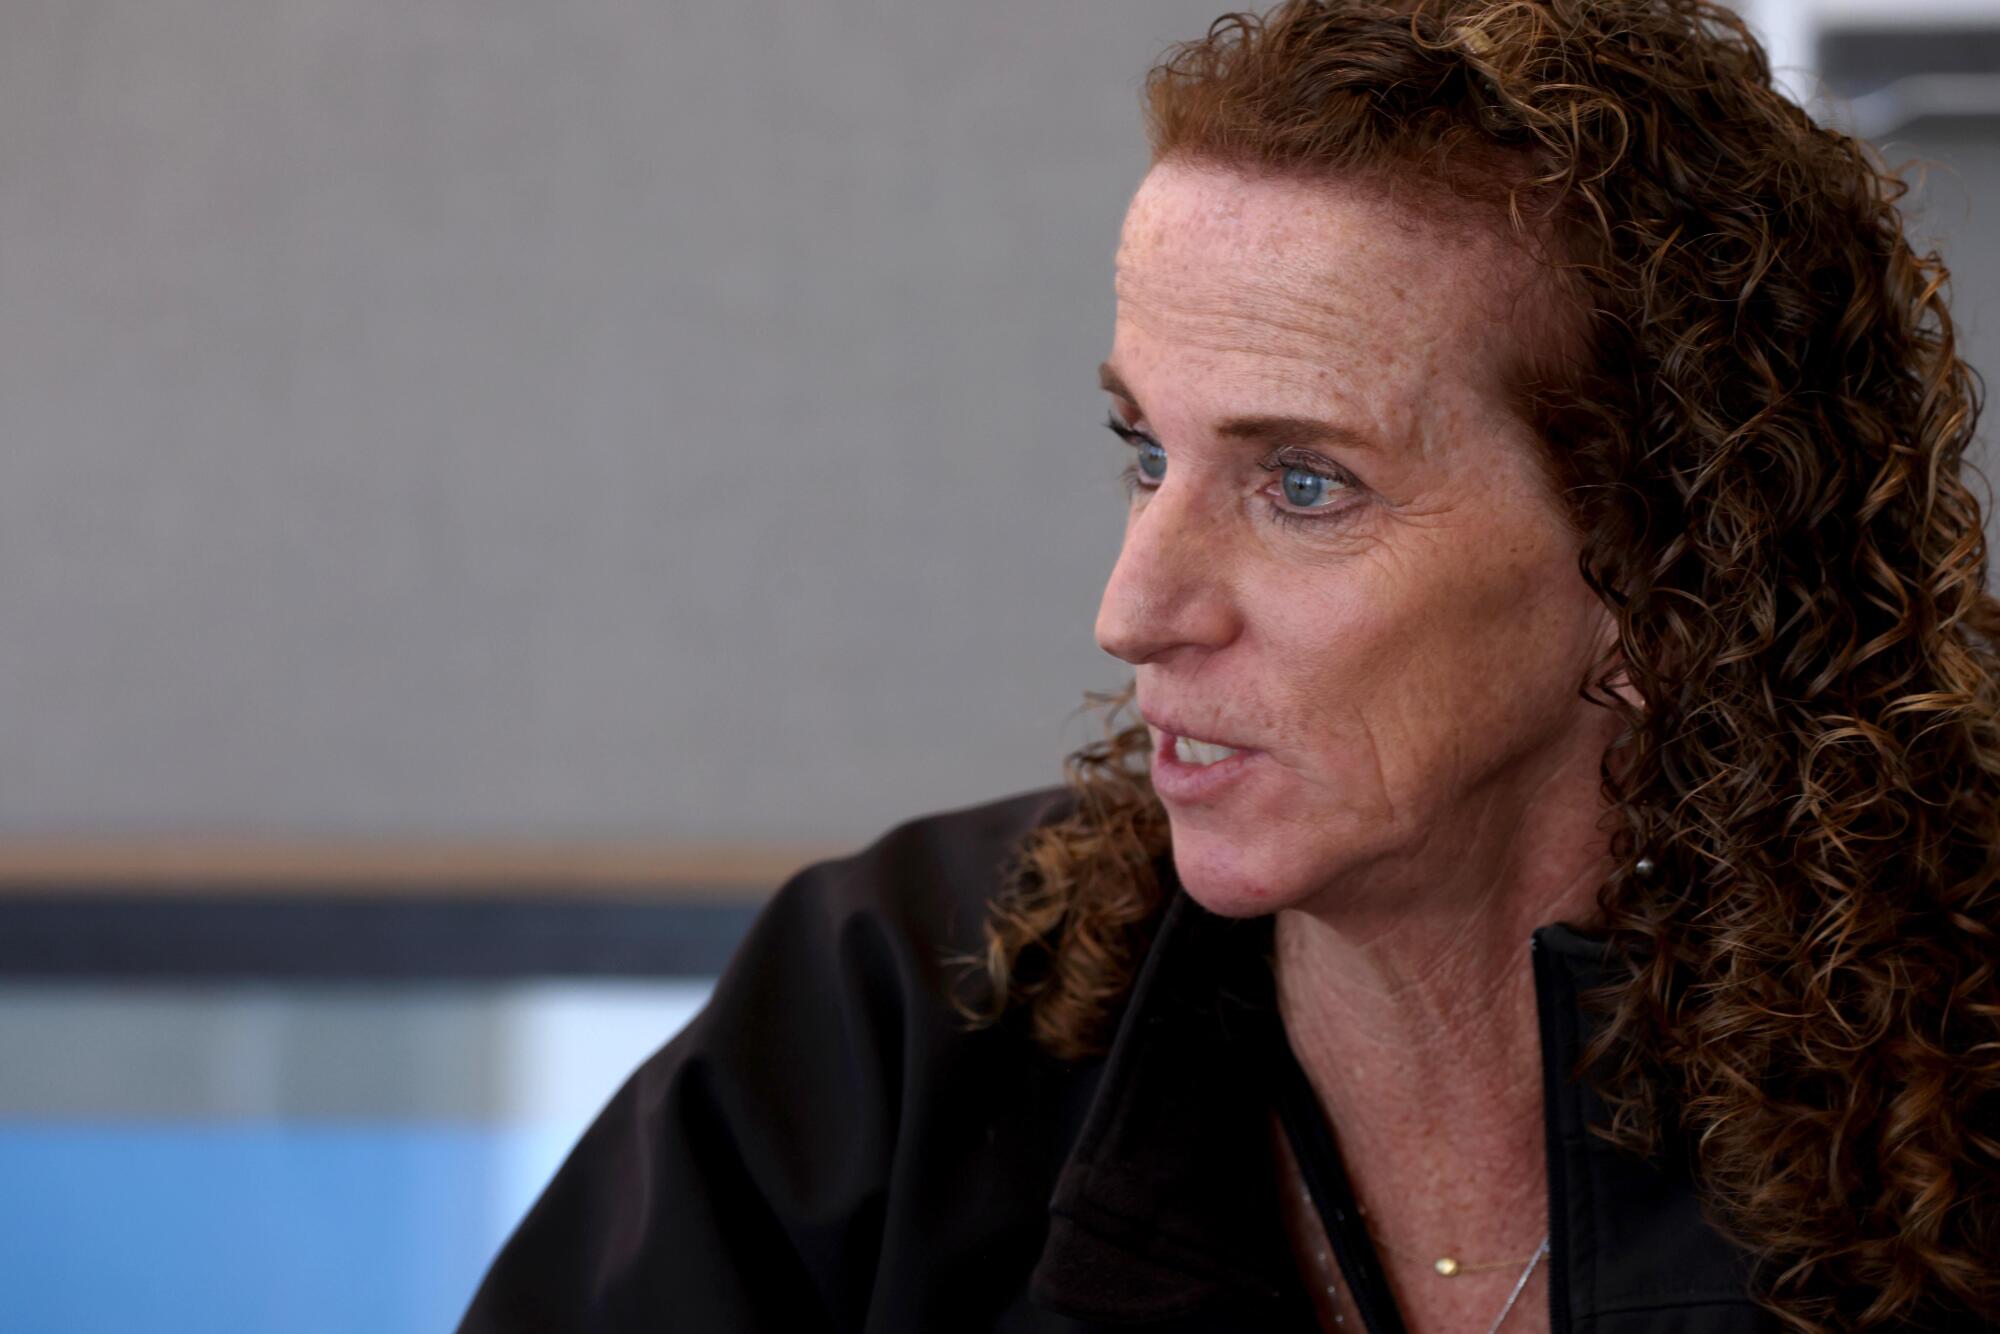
left=456, top=786, right=1780, bottom=1333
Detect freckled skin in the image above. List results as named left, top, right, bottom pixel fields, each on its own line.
left=1096, top=160, right=1634, bottom=1333
left=1097, top=160, right=1622, bottom=929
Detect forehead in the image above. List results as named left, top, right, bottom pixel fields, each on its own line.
left=1112, top=161, right=1542, bottom=399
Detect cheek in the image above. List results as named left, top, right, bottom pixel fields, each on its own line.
left=1411, top=551, right=1604, bottom=784
left=1252, top=534, right=1597, bottom=787
left=1460, top=538, right=1600, bottom=690
left=1245, top=584, right=1410, bottom=788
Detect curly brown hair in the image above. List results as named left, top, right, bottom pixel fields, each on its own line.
left=965, top=0, right=2000, bottom=1327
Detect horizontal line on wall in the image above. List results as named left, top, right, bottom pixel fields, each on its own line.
left=0, top=839, right=847, bottom=899
left=0, top=896, right=764, bottom=979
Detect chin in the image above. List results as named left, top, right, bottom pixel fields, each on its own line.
left=1166, top=823, right=1316, bottom=919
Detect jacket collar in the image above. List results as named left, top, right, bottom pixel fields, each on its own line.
left=1030, top=884, right=1302, bottom=1325
left=1029, top=877, right=1764, bottom=1329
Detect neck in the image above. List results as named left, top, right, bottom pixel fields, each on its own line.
left=1272, top=756, right=1616, bottom=1273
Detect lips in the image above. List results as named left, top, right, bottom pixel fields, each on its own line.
left=1139, top=709, right=1256, bottom=767
left=1143, top=713, right=1262, bottom=804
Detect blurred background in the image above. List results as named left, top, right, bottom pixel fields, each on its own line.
left=0, top=1, right=1992, bottom=1330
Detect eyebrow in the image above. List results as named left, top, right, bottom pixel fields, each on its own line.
left=1098, top=362, right=1377, bottom=454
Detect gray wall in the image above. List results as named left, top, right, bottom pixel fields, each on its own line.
left=0, top=0, right=1231, bottom=843
left=1900, top=125, right=2000, bottom=492
left=0, top=1, right=1992, bottom=845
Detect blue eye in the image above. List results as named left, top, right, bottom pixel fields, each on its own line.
left=1136, top=439, right=1167, bottom=482
left=1281, top=466, right=1340, bottom=507
left=1104, top=409, right=1358, bottom=528
left=1105, top=411, right=1166, bottom=490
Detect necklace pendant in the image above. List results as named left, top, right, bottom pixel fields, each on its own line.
left=1434, top=1256, right=1460, bottom=1277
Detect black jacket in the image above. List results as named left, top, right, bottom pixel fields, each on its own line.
left=456, top=786, right=1782, bottom=1333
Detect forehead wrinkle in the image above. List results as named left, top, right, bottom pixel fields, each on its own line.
left=1115, top=193, right=1481, bottom=324
left=1114, top=176, right=1546, bottom=385
left=1114, top=244, right=1385, bottom=324
left=1113, top=274, right=1456, bottom=408
left=1116, top=302, right=1368, bottom=372
left=1113, top=247, right=1466, bottom=381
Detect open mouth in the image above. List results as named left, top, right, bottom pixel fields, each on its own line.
left=1145, top=722, right=1259, bottom=803
left=1171, top=735, right=1242, bottom=767
left=1148, top=724, right=1248, bottom=767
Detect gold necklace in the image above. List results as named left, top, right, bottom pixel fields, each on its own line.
left=1286, top=1161, right=1550, bottom=1334
left=1356, top=1201, right=1544, bottom=1278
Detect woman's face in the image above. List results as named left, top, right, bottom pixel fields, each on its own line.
left=1096, top=160, right=1621, bottom=920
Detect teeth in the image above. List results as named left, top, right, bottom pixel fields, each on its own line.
left=1174, top=735, right=1241, bottom=766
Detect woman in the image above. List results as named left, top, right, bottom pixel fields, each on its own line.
left=459, top=1, right=2000, bottom=1331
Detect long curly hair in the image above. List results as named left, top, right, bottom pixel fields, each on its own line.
left=964, top=1, right=2000, bottom=1327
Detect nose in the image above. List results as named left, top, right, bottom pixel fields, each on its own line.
left=1094, top=485, right=1242, bottom=665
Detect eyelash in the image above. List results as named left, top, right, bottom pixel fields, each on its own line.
left=1104, top=411, right=1358, bottom=531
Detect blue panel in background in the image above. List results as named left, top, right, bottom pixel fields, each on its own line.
left=0, top=1122, right=572, bottom=1334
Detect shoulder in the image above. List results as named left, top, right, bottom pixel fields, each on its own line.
left=457, top=787, right=1090, bottom=1332
left=649, top=783, right=1090, bottom=1279
left=721, top=783, right=1078, bottom=1007
left=789, top=783, right=1076, bottom=914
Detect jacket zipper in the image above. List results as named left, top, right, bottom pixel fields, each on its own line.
left=1529, top=933, right=1574, bottom=1334
left=1270, top=1027, right=1405, bottom=1334
left=1311, top=1169, right=1399, bottom=1334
